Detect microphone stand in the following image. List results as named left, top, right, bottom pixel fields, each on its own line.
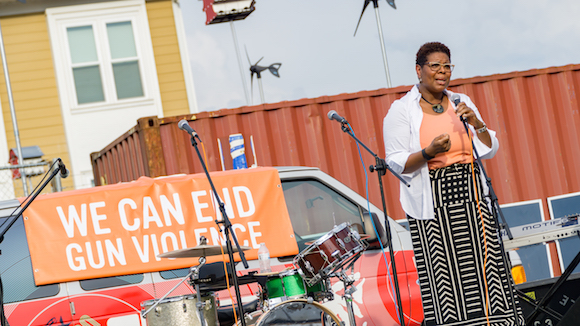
left=338, top=121, right=408, bottom=326
left=185, top=132, right=249, bottom=326
left=459, top=121, right=523, bottom=325
left=0, top=158, right=67, bottom=326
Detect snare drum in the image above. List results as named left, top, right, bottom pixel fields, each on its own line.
left=294, top=222, right=366, bottom=286
left=141, top=294, right=219, bottom=326
left=255, top=299, right=341, bottom=326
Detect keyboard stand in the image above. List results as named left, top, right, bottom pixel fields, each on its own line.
left=523, top=234, right=580, bottom=325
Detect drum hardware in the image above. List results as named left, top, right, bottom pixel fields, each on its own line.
left=337, top=238, right=346, bottom=250
left=306, top=277, right=334, bottom=303
left=194, top=262, right=259, bottom=293
left=331, top=250, right=340, bottom=260
left=333, top=269, right=358, bottom=326
left=234, top=309, right=263, bottom=326
left=304, top=233, right=371, bottom=246
left=254, top=265, right=295, bottom=277
left=304, top=260, right=315, bottom=275
left=142, top=256, right=211, bottom=326
left=191, top=257, right=209, bottom=326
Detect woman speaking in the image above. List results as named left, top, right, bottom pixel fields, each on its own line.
left=383, top=42, right=523, bottom=326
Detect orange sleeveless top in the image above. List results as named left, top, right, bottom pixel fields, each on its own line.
left=420, top=99, right=473, bottom=170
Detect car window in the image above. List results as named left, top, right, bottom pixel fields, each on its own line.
left=160, top=268, right=189, bottom=280
left=396, top=218, right=410, bottom=231
left=80, top=274, right=144, bottom=291
left=0, top=216, right=59, bottom=303
left=281, top=179, right=364, bottom=251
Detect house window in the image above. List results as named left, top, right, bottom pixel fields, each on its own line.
left=66, top=19, right=144, bottom=106
left=47, top=0, right=157, bottom=112
left=67, top=25, right=105, bottom=104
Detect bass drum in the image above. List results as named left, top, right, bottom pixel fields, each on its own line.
left=256, top=299, right=341, bottom=325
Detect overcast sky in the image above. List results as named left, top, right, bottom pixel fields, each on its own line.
left=180, top=0, right=580, bottom=112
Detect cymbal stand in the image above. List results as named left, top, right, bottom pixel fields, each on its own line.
left=141, top=256, right=207, bottom=320
left=335, top=270, right=358, bottom=326
left=191, top=257, right=208, bottom=326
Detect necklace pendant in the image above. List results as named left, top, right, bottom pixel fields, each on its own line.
left=432, top=104, right=444, bottom=113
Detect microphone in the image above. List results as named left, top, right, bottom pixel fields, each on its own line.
left=450, top=94, right=461, bottom=106
left=450, top=94, right=466, bottom=123
left=178, top=119, right=197, bottom=137
left=327, top=110, right=348, bottom=124
left=58, top=160, right=69, bottom=178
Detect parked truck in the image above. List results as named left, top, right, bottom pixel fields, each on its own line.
left=0, top=166, right=425, bottom=326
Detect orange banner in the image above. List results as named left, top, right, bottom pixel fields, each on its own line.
left=22, top=167, right=298, bottom=285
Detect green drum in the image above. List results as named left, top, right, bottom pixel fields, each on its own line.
left=264, top=270, right=332, bottom=307
left=265, top=270, right=306, bottom=306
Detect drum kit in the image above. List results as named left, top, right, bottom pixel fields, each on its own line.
left=141, top=222, right=368, bottom=326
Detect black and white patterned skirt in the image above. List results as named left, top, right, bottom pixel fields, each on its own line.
left=408, top=163, right=524, bottom=326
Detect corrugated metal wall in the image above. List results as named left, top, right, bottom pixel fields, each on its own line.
left=92, top=64, right=580, bottom=227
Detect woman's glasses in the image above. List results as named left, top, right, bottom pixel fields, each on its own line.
left=426, top=62, right=455, bottom=72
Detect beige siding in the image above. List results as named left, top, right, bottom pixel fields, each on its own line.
left=0, top=13, right=73, bottom=194
left=146, top=0, right=190, bottom=117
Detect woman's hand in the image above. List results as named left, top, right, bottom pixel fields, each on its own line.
left=426, top=133, right=451, bottom=157
left=455, top=101, right=492, bottom=148
left=455, top=102, right=484, bottom=129
left=403, top=133, right=450, bottom=173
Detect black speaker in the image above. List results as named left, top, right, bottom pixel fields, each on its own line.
left=557, top=297, right=580, bottom=326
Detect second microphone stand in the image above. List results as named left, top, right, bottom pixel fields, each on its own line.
left=185, top=131, right=250, bottom=326
left=459, top=120, right=522, bottom=325
left=0, top=158, right=68, bottom=326
left=339, top=122, right=408, bottom=326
